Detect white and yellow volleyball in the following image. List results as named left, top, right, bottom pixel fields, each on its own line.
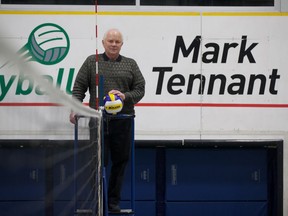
left=103, top=93, right=123, bottom=114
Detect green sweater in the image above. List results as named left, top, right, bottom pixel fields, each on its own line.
left=72, top=53, right=145, bottom=115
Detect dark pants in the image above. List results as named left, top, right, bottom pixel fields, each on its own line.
left=89, top=117, right=132, bottom=206
left=104, top=118, right=132, bottom=205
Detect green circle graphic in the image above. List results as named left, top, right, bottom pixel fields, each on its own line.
left=28, top=23, right=70, bottom=65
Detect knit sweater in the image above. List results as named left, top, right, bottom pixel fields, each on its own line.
left=72, top=53, right=145, bottom=115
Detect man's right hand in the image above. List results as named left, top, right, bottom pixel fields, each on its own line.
left=69, top=112, right=76, bottom=124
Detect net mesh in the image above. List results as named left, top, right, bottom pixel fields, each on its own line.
left=0, top=37, right=104, bottom=216
left=74, top=115, right=103, bottom=216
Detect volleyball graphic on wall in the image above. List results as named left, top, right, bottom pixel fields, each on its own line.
left=0, top=23, right=70, bottom=69
left=103, top=93, right=123, bottom=114
left=27, top=23, right=70, bottom=65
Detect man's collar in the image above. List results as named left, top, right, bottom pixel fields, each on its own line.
left=103, top=53, right=122, bottom=62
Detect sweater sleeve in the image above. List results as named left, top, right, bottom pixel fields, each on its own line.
left=72, top=56, right=91, bottom=102
left=124, top=59, right=145, bottom=105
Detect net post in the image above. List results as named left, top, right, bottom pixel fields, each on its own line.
left=74, top=115, right=79, bottom=215
left=131, top=116, right=135, bottom=212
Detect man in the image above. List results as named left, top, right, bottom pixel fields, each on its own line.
left=70, top=28, right=145, bottom=212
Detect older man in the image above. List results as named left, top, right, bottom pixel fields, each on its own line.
left=70, top=28, right=145, bottom=212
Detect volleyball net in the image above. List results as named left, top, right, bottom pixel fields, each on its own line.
left=0, top=35, right=104, bottom=216
left=74, top=115, right=103, bottom=216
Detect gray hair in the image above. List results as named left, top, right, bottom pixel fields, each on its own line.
left=103, top=28, right=123, bottom=42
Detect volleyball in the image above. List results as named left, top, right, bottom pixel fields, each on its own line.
left=103, top=93, right=123, bottom=114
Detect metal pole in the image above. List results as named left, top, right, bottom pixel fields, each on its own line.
left=131, top=116, right=135, bottom=213
left=74, top=116, right=79, bottom=215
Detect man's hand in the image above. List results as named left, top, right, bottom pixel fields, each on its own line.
left=69, top=112, right=76, bottom=124
left=109, top=89, right=125, bottom=100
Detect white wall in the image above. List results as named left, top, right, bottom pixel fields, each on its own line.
left=281, top=0, right=288, bottom=12
left=1, top=12, right=288, bottom=138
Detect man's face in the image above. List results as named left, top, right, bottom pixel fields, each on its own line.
left=102, top=30, right=123, bottom=59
